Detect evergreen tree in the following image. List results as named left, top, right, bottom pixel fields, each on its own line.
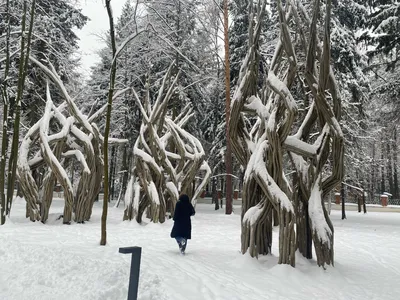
left=359, top=0, right=400, bottom=69
left=331, top=0, right=370, bottom=187
left=143, top=0, right=216, bottom=135
left=229, top=0, right=250, bottom=87
left=357, top=1, right=400, bottom=198
left=229, top=0, right=270, bottom=88
left=5, top=0, right=88, bottom=126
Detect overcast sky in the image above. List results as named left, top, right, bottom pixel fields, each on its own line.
left=75, top=0, right=125, bottom=78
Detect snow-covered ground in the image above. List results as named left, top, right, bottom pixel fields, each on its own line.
left=1, top=198, right=400, bottom=300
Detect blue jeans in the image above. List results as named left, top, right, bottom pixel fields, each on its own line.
left=175, top=237, right=187, bottom=252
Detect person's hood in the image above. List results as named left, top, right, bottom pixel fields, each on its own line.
left=179, top=194, right=190, bottom=202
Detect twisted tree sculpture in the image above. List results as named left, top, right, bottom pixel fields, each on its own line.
left=18, top=58, right=125, bottom=224
left=123, top=65, right=211, bottom=223
left=229, top=0, right=343, bottom=268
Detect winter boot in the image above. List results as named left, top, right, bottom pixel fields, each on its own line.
left=180, top=239, right=186, bottom=254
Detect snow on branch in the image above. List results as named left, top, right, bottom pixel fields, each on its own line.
left=133, top=147, right=162, bottom=176
left=62, top=150, right=91, bottom=174
left=243, top=204, right=263, bottom=226
left=40, top=83, right=73, bottom=193
left=106, top=137, right=129, bottom=144
left=284, top=136, right=317, bottom=158
left=17, top=65, right=106, bottom=224
left=191, top=162, right=212, bottom=205
left=308, top=175, right=332, bottom=246
left=251, top=140, right=294, bottom=213
left=47, top=117, right=73, bottom=143
left=244, top=95, right=269, bottom=119
left=124, top=66, right=210, bottom=223
left=29, top=56, right=93, bottom=134
left=266, top=72, right=297, bottom=111
left=229, top=0, right=341, bottom=268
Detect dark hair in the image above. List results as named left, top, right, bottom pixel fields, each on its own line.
left=179, top=194, right=190, bottom=202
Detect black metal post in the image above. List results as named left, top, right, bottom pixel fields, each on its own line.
left=119, top=246, right=142, bottom=300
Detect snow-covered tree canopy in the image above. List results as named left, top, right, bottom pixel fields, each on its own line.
left=359, top=0, right=400, bottom=68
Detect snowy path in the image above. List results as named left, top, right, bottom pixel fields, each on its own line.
left=1, top=198, right=400, bottom=299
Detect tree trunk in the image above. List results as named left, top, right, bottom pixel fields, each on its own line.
left=101, top=0, right=117, bottom=245
left=273, top=209, right=279, bottom=226
left=108, top=145, right=116, bottom=202
left=362, top=190, right=367, bottom=214
left=393, top=128, right=399, bottom=199
left=6, top=0, right=36, bottom=218
left=212, top=4, right=221, bottom=214
left=0, top=0, right=11, bottom=225
left=370, top=142, right=376, bottom=198
left=0, top=101, right=9, bottom=225
left=223, top=0, right=233, bottom=215
left=296, top=195, right=312, bottom=259
left=212, top=177, right=219, bottom=210
left=220, top=176, right=224, bottom=208
left=85, top=136, right=103, bottom=221
left=381, top=138, right=385, bottom=193
left=40, top=141, right=64, bottom=223
left=241, top=182, right=274, bottom=257
left=341, top=182, right=346, bottom=220
left=387, top=141, right=394, bottom=196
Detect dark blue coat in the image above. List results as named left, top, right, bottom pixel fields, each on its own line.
left=170, top=195, right=195, bottom=239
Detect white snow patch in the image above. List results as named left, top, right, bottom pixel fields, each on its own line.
left=308, top=175, right=332, bottom=245
left=166, top=182, right=179, bottom=200
left=285, top=136, right=317, bottom=156
left=245, top=95, right=269, bottom=119
left=148, top=181, right=160, bottom=205
left=243, top=204, right=263, bottom=225
left=62, top=150, right=90, bottom=174
left=124, top=176, right=134, bottom=208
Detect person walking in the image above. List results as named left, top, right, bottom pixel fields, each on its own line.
left=170, top=194, right=195, bottom=254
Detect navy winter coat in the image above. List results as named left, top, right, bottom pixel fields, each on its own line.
left=170, top=194, right=195, bottom=239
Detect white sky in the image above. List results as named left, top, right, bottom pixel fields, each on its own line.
left=75, top=0, right=125, bottom=78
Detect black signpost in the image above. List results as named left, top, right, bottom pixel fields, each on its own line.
left=119, top=246, right=142, bottom=300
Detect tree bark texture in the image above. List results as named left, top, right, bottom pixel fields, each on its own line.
left=116, top=145, right=130, bottom=207
left=387, top=142, right=394, bottom=196
left=381, top=138, right=385, bottom=193
left=100, top=0, right=118, bottom=245
left=223, top=0, right=233, bottom=215
left=341, top=183, right=346, bottom=220
left=393, top=128, right=399, bottom=199
left=40, top=141, right=64, bottom=223
left=1, top=0, right=36, bottom=224
left=0, top=0, right=11, bottom=225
